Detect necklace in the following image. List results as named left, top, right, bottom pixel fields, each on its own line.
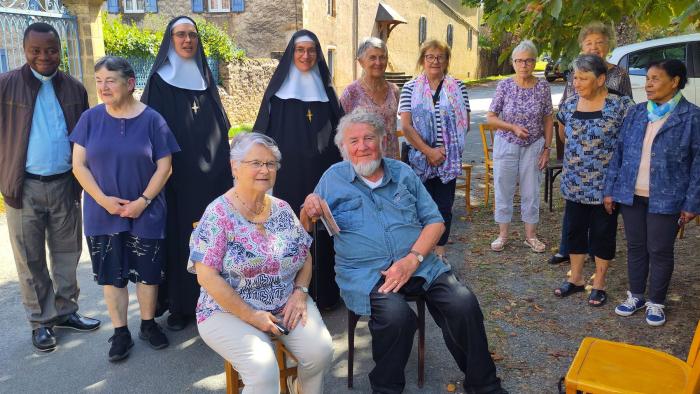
left=233, top=190, right=266, bottom=220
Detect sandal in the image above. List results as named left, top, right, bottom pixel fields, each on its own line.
left=524, top=237, right=546, bottom=253
left=554, top=281, right=585, bottom=297
left=588, top=289, right=607, bottom=307
left=490, top=236, right=508, bottom=252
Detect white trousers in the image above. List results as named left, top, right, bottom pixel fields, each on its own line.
left=493, top=135, right=544, bottom=224
left=197, top=298, right=334, bottom=394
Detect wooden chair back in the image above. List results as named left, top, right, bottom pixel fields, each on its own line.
left=478, top=124, right=496, bottom=166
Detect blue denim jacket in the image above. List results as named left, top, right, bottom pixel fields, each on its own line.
left=314, top=158, right=448, bottom=315
left=604, top=98, right=700, bottom=214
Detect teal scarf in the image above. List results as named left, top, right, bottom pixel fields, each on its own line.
left=647, top=91, right=682, bottom=122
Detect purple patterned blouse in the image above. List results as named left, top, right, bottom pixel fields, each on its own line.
left=188, top=195, right=312, bottom=324
left=340, top=80, right=400, bottom=159
left=488, top=78, right=553, bottom=146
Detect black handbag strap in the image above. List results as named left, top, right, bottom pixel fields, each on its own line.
left=432, top=79, right=444, bottom=106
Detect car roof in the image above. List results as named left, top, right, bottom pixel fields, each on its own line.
left=609, top=33, right=700, bottom=63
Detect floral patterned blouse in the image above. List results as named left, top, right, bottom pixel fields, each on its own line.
left=188, top=195, right=312, bottom=324
left=340, top=80, right=400, bottom=159
left=557, top=93, right=633, bottom=204
left=489, top=77, right=553, bottom=146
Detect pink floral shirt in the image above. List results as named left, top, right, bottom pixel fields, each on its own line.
left=188, top=195, right=312, bottom=324
left=340, top=80, right=400, bottom=159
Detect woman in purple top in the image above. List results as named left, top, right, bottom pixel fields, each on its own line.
left=340, top=37, right=400, bottom=159
left=71, top=57, right=180, bottom=362
left=487, top=40, right=553, bottom=253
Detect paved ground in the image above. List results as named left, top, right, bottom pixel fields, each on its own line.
left=7, top=77, right=696, bottom=394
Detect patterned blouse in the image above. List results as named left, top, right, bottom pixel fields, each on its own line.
left=488, top=78, right=553, bottom=146
left=340, top=80, right=401, bottom=159
left=188, top=195, right=312, bottom=324
left=559, top=64, right=633, bottom=106
left=557, top=93, right=633, bottom=204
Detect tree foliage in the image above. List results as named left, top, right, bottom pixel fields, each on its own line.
left=464, top=0, right=697, bottom=64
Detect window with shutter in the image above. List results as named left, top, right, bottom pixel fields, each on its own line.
left=209, top=0, right=231, bottom=12
left=123, top=0, right=145, bottom=13
left=467, top=28, right=473, bottom=50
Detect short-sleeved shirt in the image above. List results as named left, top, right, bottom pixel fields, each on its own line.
left=188, top=196, right=313, bottom=324
left=70, top=104, right=180, bottom=238
left=314, top=158, right=448, bottom=316
left=557, top=94, right=633, bottom=204
left=398, top=79, right=470, bottom=146
left=488, top=78, right=553, bottom=146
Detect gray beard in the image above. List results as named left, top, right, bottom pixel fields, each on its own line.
left=352, top=158, right=382, bottom=177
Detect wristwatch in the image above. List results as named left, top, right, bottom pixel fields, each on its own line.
left=409, top=250, right=424, bottom=263
left=294, top=285, right=309, bottom=294
left=140, top=194, right=152, bottom=206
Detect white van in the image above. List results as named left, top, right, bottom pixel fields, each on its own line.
left=608, top=33, right=700, bottom=104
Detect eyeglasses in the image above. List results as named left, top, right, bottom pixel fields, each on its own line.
left=241, top=160, right=279, bottom=171
left=513, top=58, right=536, bottom=66
left=425, top=54, right=446, bottom=63
left=294, top=47, right=317, bottom=56
left=172, top=31, right=199, bottom=40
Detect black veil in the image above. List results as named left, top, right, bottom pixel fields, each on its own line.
left=141, top=16, right=229, bottom=130
left=253, top=29, right=343, bottom=133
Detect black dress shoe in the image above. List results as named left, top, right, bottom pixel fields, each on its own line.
left=55, top=313, right=101, bottom=331
left=32, top=327, right=56, bottom=352
left=548, top=254, right=570, bottom=265
left=166, top=313, right=189, bottom=331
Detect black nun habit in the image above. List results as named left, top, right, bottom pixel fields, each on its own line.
left=142, top=16, right=233, bottom=326
left=253, top=30, right=343, bottom=309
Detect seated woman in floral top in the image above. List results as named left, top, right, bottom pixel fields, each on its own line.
left=188, top=133, right=333, bottom=394
left=553, top=54, right=633, bottom=307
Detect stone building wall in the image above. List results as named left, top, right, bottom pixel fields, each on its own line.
left=65, top=0, right=106, bottom=106
left=218, top=58, right=279, bottom=125
left=303, top=0, right=480, bottom=92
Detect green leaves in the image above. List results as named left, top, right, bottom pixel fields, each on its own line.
left=468, top=0, right=697, bottom=66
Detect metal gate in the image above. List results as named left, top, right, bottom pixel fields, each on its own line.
left=0, top=0, right=82, bottom=81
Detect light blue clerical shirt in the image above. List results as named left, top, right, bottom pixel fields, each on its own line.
left=314, top=158, right=449, bottom=315
left=25, top=68, right=71, bottom=175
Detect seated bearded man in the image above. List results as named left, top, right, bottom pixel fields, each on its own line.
left=301, top=108, right=507, bottom=394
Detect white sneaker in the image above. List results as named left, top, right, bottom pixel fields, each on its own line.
left=645, top=302, right=666, bottom=326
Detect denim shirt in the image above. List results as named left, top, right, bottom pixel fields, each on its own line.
left=604, top=98, right=700, bottom=214
left=314, top=158, right=447, bottom=315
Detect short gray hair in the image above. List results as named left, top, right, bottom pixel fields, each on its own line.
left=572, top=54, right=608, bottom=78
left=230, top=132, right=282, bottom=165
left=578, top=21, right=615, bottom=48
left=357, top=37, right=388, bottom=59
left=334, top=108, right=386, bottom=150
left=511, top=39, right=538, bottom=60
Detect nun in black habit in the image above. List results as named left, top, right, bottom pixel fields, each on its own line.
left=254, top=30, right=343, bottom=309
left=141, top=16, right=232, bottom=330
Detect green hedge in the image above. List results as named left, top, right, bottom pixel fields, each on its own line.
left=103, top=14, right=244, bottom=61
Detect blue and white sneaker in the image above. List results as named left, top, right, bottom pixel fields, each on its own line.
left=614, top=291, right=646, bottom=316
left=645, top=302, right=666, bottom=326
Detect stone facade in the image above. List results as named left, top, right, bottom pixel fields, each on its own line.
left=218, top=58, right=278, bottom=125
left=65, top=0, right=107, bottom=106
left=304, top=0, right=481, bottom=91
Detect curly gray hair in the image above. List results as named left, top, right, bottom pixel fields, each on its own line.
left=229, top=132, right=282, bottom=166
left=334, top=108, right=386, bottom=157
